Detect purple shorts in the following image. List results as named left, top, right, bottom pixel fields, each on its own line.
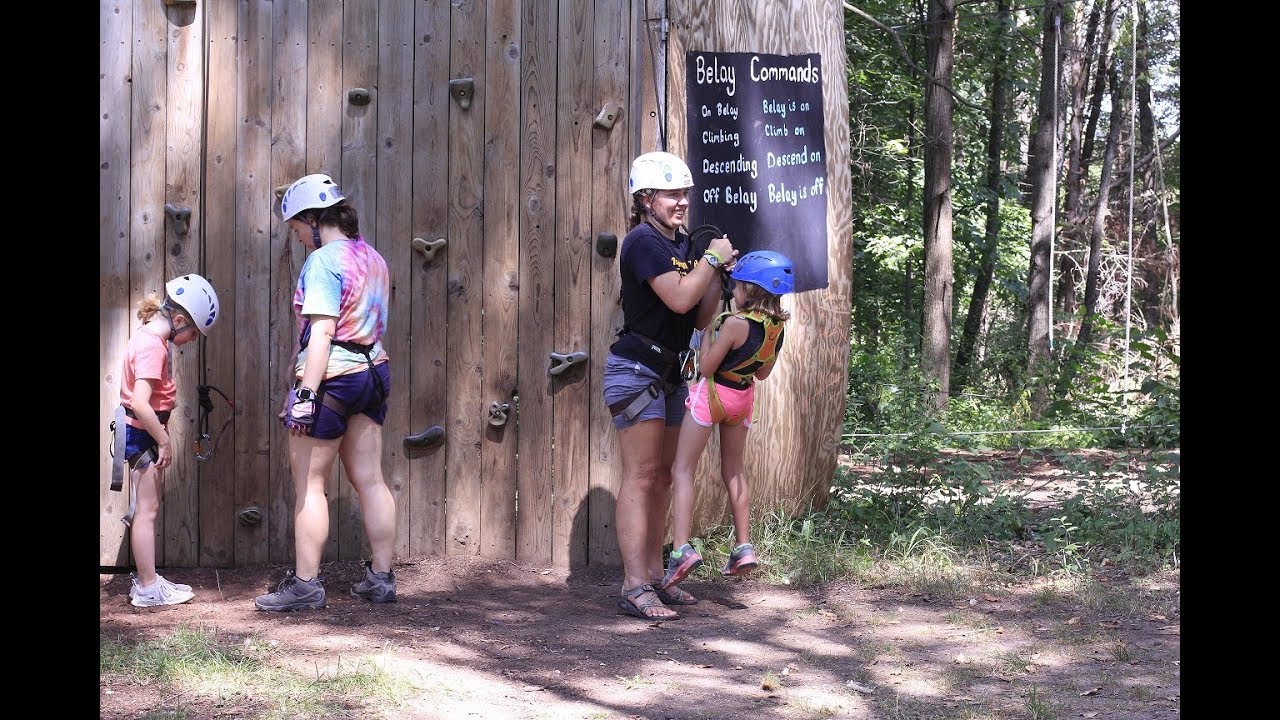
left=305, top=362, right=392, bottom=440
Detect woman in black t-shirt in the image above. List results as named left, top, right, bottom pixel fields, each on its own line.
left=603, top=151, right=737, bottom=621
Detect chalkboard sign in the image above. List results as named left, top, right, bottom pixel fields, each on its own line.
left=685, top=51, right=829, bottom=293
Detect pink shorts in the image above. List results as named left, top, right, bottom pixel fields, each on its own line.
left=685, top=377, right=755, bottom=428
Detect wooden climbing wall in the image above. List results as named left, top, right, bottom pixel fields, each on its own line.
left=98, top=0, right=850, bottom=570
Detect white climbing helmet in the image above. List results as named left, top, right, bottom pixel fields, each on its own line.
left=280, top=173, right=346, bottom=221
left=628, top=151, right=693, bottom=194
left=166, top=273, right=220, bottom=335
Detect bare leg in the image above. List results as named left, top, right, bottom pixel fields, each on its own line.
left=719, top=423, right=752, bottom=546
left=645, top=423, right=683, bottom=582
left=288, top=433, right=342, bottom=580
left=128, top=464, right=163, bottom=588
left=615, top=419, right=677, bottom=619
left=669, top=415, right=715, bottom=550
left=339, top=414, right=396, bottom=573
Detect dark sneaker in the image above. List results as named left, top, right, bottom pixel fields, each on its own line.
left=254, top=571, right=326, bottom=612
left=721, top=543, right=759, bottom=576
left=659, top=543, right=704, bottom=590
left=350, top=561, right=397, bottom=603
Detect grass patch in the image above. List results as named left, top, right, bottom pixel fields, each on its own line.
left=100, top=625, right=416, bottom=719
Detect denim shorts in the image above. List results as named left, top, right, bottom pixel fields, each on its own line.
left=308, top=362, right=393, bottom=440
left=602, top=353, right=688, bottom=430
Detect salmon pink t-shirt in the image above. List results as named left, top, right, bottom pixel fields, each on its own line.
left=119, top=328, right=175, bottom=427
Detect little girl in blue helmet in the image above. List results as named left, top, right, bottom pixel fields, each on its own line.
left=661, top=250, right=794, bottom=592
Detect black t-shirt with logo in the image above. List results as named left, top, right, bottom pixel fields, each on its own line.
left=609, top=221, right=698, bottom=375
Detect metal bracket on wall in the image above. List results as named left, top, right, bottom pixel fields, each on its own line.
left=412, top=237, right=447, bottom=263
left=164, top=203, right=192, bottom=236
left=549, top=351, right=588, bottom=376
left=593, top=101, right=622, bottom=130
left=487, top=400, right=511, bottom=427
left=348, top=88, right=371, bottom=106
left=449, top=78, right=475, bottom=110
left=595, top=231, right=617, bottom=258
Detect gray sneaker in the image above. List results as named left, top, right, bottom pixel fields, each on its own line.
left=130, top=575, right=195, bottom=607
left=254, top=571, right=326, bottom=612
left=350, top=561, right=396, bottom=603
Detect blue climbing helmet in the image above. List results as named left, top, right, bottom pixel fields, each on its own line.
left=729, top=250, right=794, bottom=295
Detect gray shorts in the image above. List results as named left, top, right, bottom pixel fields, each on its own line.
left=602, top=353, right=688, bottom=430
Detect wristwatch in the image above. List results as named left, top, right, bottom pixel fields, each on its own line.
left=296, top=386, right=316, bottom=402
left=704, top=252, right=723, bottom=269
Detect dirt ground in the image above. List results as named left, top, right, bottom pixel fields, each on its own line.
left=99, top=550, right=1180, bottom=719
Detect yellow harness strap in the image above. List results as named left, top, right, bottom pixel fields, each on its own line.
left=705, top=310, right=784, bottom=425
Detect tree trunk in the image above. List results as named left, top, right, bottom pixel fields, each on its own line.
left=1064, top=0, right=1102, bottom=220
left=1025, top=0, right=1065, bottom=413
left=1058, top=56, right=1125, bottom=396
left=1078, top=0, right=1119, bottom=220
left=921, top=0, right=956, bottom=413
left=953, top=0, right=1012, bottom=393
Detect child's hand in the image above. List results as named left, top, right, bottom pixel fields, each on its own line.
left=155, top=443, right=173, bottom=469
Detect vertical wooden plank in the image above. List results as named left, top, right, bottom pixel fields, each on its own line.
left=129, top=0, right=169, bottom=568
left=162, top=0, right=205, bottom=568
left=234, top=0, right=274, bottom=568
left=586, top=0, right=629, bottom=566
left=101, top=0, right=133, bottom=567
left=479, top=0, right=521, bottom=560
left=515, top=0, right=557, bottom=566
left=201, top=0, right=238, bottom=567
left=408, top=0, right=452, bottom=558
left=377, top=0, right=416, bottom=560
left=631, top=0, right=664, bottom=153
left=445, top=0, right=486, bottom=555
left=336, top=0, right=379, bottom=559
left=552, top=0, right=593, bottom=569
left=268, top=0, right=309, bottom=563
left=308, top=0, right=345, bottom=562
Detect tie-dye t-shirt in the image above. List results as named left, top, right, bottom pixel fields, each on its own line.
left=293, top=237, right=390, bottom=378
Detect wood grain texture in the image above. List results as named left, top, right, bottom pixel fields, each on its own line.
left=335, top=0, right=379, bottom=560
left=267, top=0, right=309, bottom=564
left=478, top=0, right=522, bottom=560
left=201, top=0, right=238, bottom=567
left=407, top=0, right=451, bottom=558
left=233, top=0, right=274, bottom=567
left=515, top=0, right=558, bottom=567
left=587, top=0, right=630, bottom=567
left=669, top=0, right=852, bottom=536
left=552, top=0, right=594, bottom=570
left=100, top=0, right=133, bottom=567
left=376, top=0, right=416, bottom=561
left=308, top=1, right=346, bottom=563
left=128, top=0, right=169, bottom=567
left=444, top=0, right=487, bottom=556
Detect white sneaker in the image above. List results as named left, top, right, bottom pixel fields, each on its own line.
left=130, top=575, right=195, bottom=607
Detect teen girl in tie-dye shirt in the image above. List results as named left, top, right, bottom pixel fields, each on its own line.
left=254, top=173, right=399, bottom=614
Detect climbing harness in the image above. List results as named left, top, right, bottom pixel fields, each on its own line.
left=607, top=330, right=692, bottom=422
left=703, top=309, right=786, bottom=425
left=296, top=322, right=388, bottom=418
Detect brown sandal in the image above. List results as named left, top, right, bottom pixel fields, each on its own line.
left=653, top=583, right=698, bottom=605
left=617, top=584, right=680, bottom=621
